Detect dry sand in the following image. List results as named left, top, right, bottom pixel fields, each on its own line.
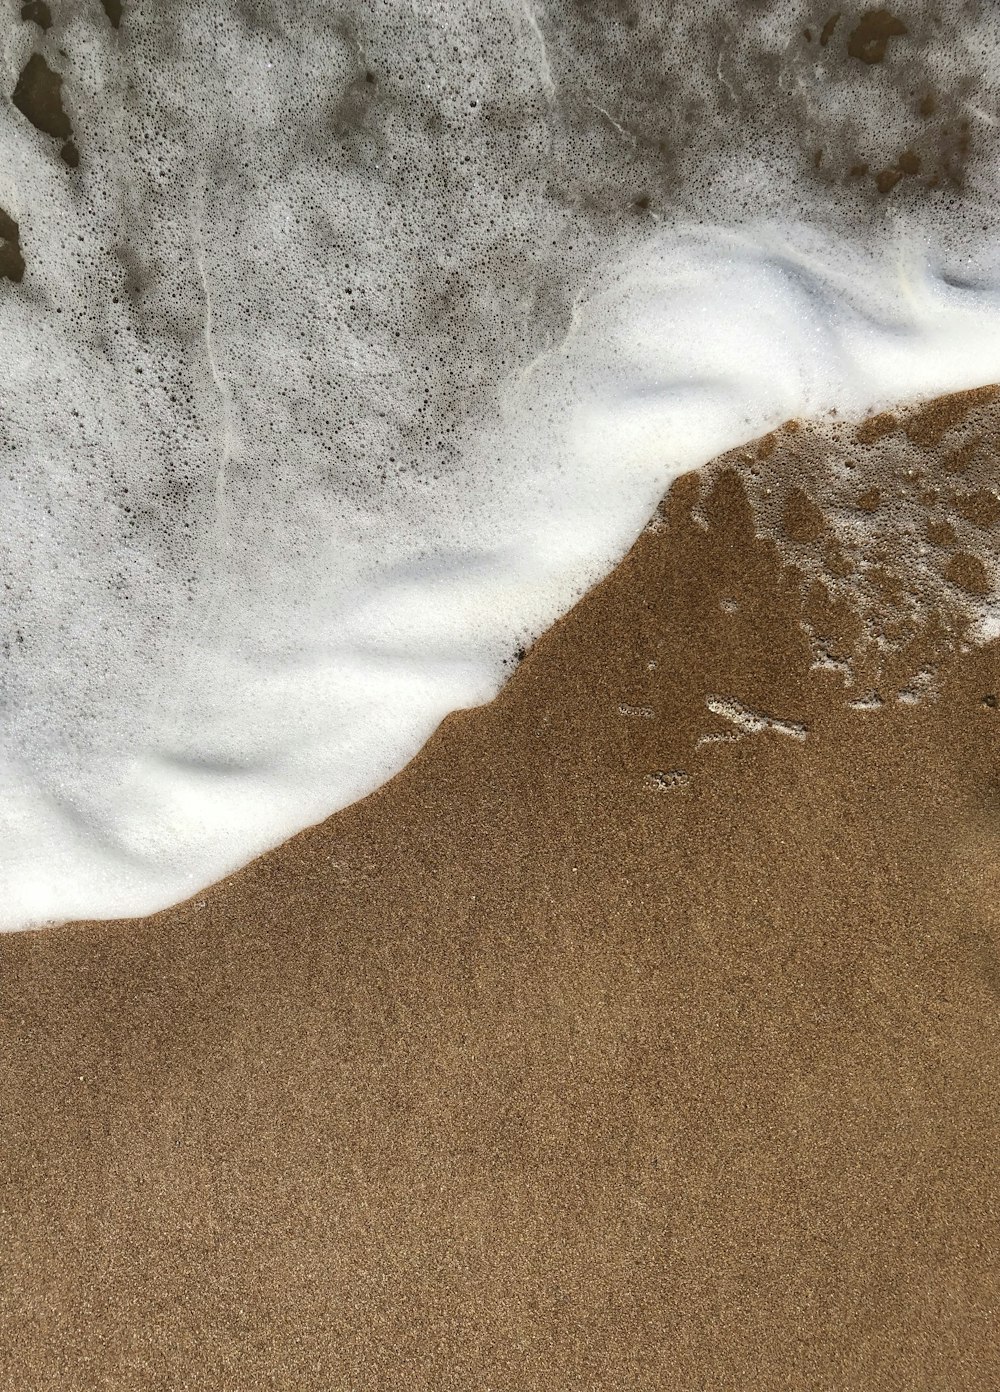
left=2, top=391, right=998, bottom=1390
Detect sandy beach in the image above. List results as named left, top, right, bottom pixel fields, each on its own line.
left=2, top=391, right=997, bottom=1389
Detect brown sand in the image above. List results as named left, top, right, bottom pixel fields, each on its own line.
left=2, top=394, right=999, bottom=1390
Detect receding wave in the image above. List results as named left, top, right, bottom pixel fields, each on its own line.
left=2, top=1, right=999, bottom=929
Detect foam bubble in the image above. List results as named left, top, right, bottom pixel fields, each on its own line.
left=2, top=1, right=1000, bottom=929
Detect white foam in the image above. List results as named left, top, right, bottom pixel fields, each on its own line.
left=1, top=1, right=999, bottom=930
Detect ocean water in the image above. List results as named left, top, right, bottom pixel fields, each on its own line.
left=2, top=0, right=999, bottom=930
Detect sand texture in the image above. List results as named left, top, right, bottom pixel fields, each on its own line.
left=2, top=393, right=999, bottom=1390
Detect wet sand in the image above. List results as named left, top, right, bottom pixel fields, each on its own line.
left=2, top=395, right=998, bottom=1390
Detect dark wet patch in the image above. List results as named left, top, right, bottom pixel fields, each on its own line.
left=905, top=386, right=1000, bottom=451
left=848, top=9, right=907, bottom=65
left=873, top=149, right=920, bottom=194
left=823, top=542, right=856, bottom=579
left=101, top=0, right=123, bottom=27
left=112, top=243, right=153, bottom=303
left=820, top=13, right=841, bottom=47
left=756, top=432, right=777, bottom=460
left=20, top=0, right=51, bottom=30
left=952, top=490, right=1000, bottom=530
left=12, top=53, right=72, bottom=141
left=942, top=435, right=983, bottom=475
left=60, top=140, right=79, bottom=169
left=945, top=552, right=991, bottom=597
left=854, top=411, right=898, bottom=445
left=926, top=519, right=957, bottom=547
left=329, top=63, right=384, bottom=149
left=0, top=208, right=25, bottom=284
left=783, top=487, right=826, bottom=544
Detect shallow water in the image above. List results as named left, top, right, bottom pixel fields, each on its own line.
left=2, top=0, right=999, bottom=929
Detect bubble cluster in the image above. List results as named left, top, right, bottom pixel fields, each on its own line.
left=718, top=385, right=1000, bottom=685
left=1, top=1, right=1000, bottom=929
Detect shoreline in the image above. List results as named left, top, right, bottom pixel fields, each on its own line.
left=2, top=394, right=998, bottom=1389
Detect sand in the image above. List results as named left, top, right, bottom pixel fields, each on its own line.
left=1, top=393, right=998, bottom=1390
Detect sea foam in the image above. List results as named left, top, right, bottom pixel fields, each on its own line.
left=2, top=0, right=999, bottom=930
